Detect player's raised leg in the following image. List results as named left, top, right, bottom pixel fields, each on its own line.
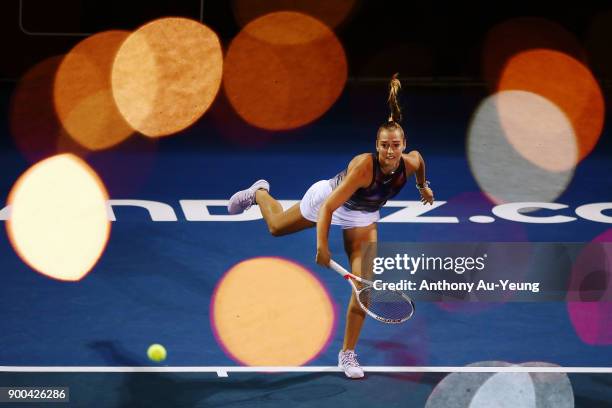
left=227, top=180, right=315, bottom=236
left=255, top=190, right=315, bottom=236
left=227, top=179, right=269, bottom=215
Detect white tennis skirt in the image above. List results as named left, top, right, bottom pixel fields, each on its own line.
left=299, top=180, right=380, bottom=229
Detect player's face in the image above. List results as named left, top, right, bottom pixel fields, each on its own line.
left=376, top=128, right=405, bottom=167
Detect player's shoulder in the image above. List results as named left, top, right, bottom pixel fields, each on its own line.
left=354, top=152, right=374, bottom=164
left=347, top=153, right=374, bottom=177
left=349, top=153, right=373, bottom=167
left=402, top=150, right=421, bottom=172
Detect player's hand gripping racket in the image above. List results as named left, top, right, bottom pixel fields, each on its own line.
left=329, top=259, right=415, bottom=324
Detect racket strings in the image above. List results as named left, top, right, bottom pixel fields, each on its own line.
left=358, top=287, right=414, bottom=322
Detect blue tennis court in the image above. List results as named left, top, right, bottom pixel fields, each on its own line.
left=1, top=1, right=612, bottom=406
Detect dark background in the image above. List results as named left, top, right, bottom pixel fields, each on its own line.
left=2, top=0, right=612, bottom=81
left=1, top=1, right=611, bottom=156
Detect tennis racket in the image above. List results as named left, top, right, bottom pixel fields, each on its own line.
left=329, top=259, right=415, bottom=324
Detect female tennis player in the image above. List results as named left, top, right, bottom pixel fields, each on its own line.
left=227, top=74, right=434, bottom=378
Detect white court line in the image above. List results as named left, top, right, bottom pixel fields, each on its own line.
left=2, top=366, right=612, bottom=377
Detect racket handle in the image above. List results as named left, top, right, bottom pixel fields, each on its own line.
left=329, top=259, right=372, bottom=285
left=329, top=259, right=350, bottom=277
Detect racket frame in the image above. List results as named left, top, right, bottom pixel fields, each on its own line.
left=329, top=259, right=415, bottom=324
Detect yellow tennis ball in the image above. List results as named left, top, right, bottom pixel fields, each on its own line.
left=147, top=344, right=167, bottom=362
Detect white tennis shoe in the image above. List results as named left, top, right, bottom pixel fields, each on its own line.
left=227, top=180, right=270, bottom=215
left=338, top=349, right=364, bottom=379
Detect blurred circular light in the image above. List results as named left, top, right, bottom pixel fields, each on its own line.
left=362, top=319, right=430, bottom=382
left=469, top=371, right=536, bottom=407
left=10, top=56, right=86, bottom=163
left=567, top=229, right=612, bottom=345
left=482, top=17, right=586, bottom=91
left=232, top=0, right=358, bottom=29
left=112, top=18, right=223, bottom=137
left=426, top=361, right=512, bottom=408
left=54, top=31, right=133, bottom=150
left=498, top=49, right=604, bottom=163
left=224, top=11, right=347, bottom=131
left=496, top=90, right=577, bottom=172
left=211, top=257, right=335, bottom=366
left=521, top=362, right=574, bottom=407
left=6, top=154, right=110, bottom=281
left=427, top=361, right=571, bottom=408
left=467, top=91, right=574, bottom=204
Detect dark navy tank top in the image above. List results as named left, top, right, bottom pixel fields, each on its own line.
left=329, top=153, right=407, bottom=212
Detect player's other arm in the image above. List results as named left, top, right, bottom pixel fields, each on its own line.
left=316, top=155, right=372, bottom=266
left=405, top=150, right=434, bottom=205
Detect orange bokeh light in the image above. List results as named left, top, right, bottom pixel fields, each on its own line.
left=211, top=257, right=335, bottom=366
left=112, top=18, right=223, bottom=137
left=54, top=30, right=133, bottom=150
left=482, top=17, right=586, bottom=92
left=498, top=49, right=604, bottom=163
left=232, top=0, right=358, bottom=29
left=224, top=11, right=347, bottom=131
left=10, top=56, right=87, bottom=163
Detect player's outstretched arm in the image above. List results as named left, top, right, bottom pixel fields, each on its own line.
left=316, top=156, right=371, bottom=266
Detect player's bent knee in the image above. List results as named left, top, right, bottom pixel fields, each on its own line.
left=267, top=213, right=313, bottom=237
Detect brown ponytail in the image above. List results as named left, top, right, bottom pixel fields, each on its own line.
left=377, top=73, right=404, bottom=139
left=387, top=73, right=402, bottom=123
